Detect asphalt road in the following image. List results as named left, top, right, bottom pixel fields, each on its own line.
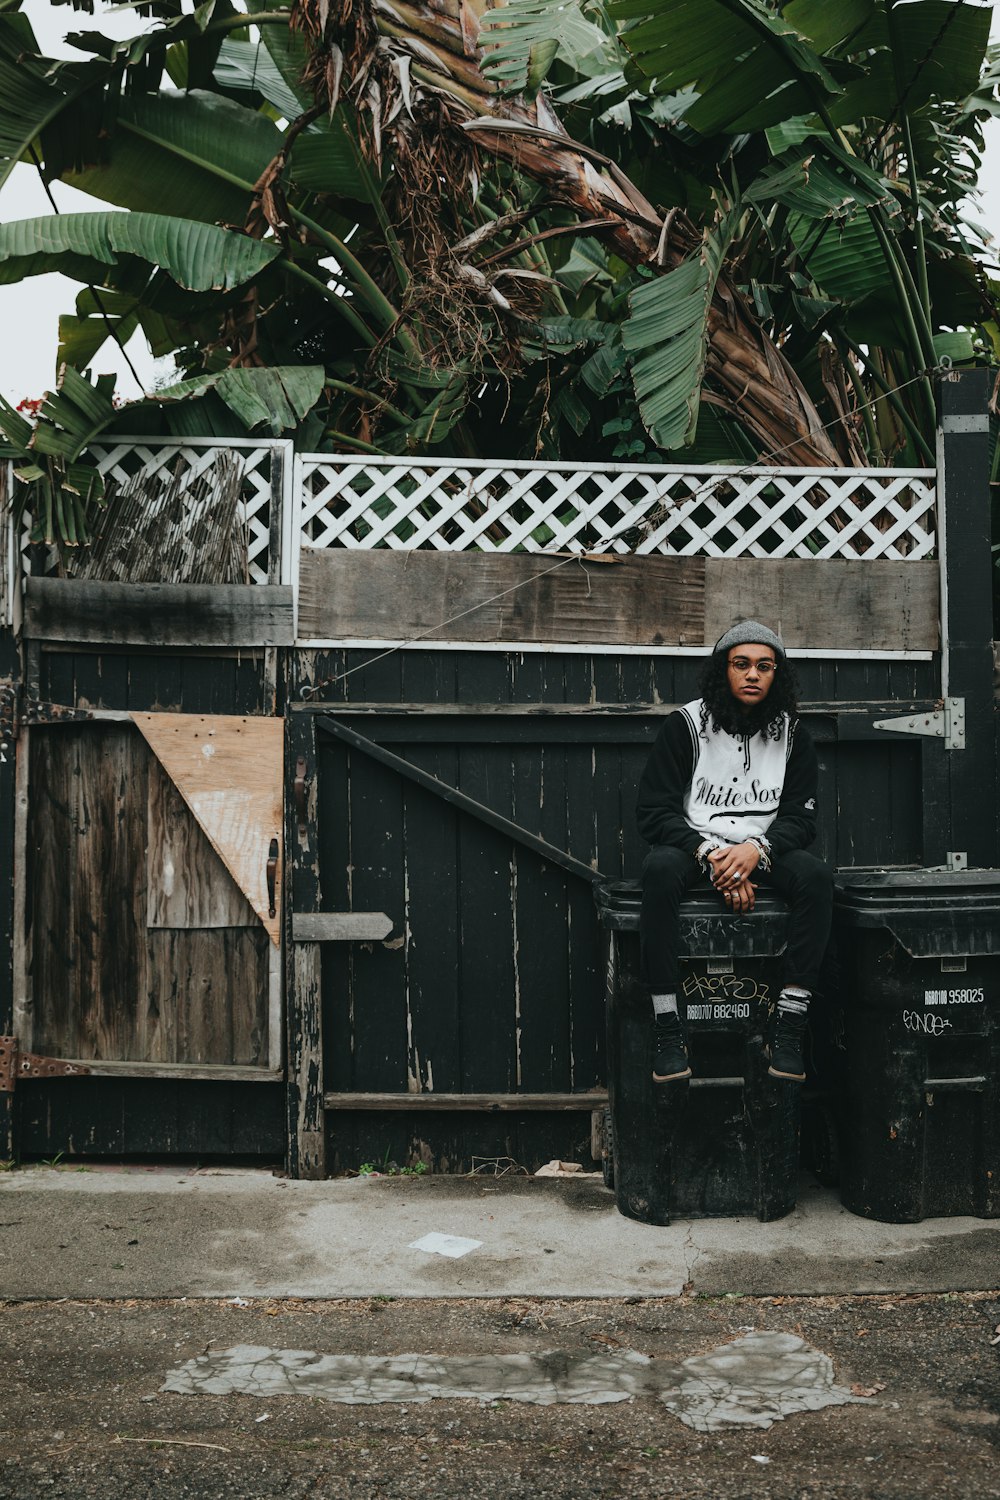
left=2, top=1292, right=998, bottom=1499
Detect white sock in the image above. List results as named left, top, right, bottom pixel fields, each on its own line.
left=779, top=986, right=810, bottom=1015
left=652, top=993, right=678, bottom=1016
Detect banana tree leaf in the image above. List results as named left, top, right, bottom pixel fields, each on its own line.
left=686, top=58, right=819, bottom=136
left=214, top=37, right=310, bottom=119
left=57, top=282, right=183, bottom=370
left=257, top=0, right=315, bottom=114
left=0, top=212, right=281, bottom=292
left=579, top=337, right=627, bottom=396
left=30, top=366, right=118, bottom=460
left=611, top=0, right=843, bottom=133
left=748, top=136, right=897, bottom=220
left=151, top=364, right=325, bottom=435
left=66, top=90, right=281, bottom=222
left=0, top=16, right=110, bottom=190
left=781, top=0, right=874, bottom=54
left=481, top=0, right=619, bottom=94
left=288, top=123, right=369, bottom=203
left=0, top=394, right=35, bottom=452
left=932, top=330, right=975, bottom=364
left=828, top=0, right=992, bottom=124
left=529, top=317, right=616, bottom=351
left=790, top=211, right=893, bottom=305
left=550, top=383, right=592, bottom=437
left=663, top=402, right=759, bottom=464
left=926, top=253, right=991, bottom=329
left=556, top=69, right=631, bottom=109
left=764, top=116, right=815, bottom=154
left=552, top=238, right=614, bottom=296
left=622, top=213, right=738, bottom=449
left=59, top=305, right=141, bottom=370
left=380, top=369, right=469, bottom=452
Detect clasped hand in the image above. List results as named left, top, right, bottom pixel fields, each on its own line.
left=707, top=842, right=761, bottom=912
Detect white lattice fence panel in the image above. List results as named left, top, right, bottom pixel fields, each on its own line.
left=19, top=439, right=284, bottom=584
left=90, top=440, right=277, bottom=583
left=296, top=459, right=937, bottom=560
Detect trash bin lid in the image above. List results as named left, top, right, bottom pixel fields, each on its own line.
left=594, top=879, right=788, bottom=956
left=834, top=868, right=1000, bottom=956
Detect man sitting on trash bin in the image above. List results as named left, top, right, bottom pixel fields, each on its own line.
left=637, top=620, right=832, bottom=1085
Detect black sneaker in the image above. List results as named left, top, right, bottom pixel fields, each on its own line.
left=766, top=1008, right=808, bottom=1082
left=652, top=1012, right=692, bottom=1083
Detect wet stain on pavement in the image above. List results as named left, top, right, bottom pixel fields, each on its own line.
left=163, top=1330, right=864, bottom=1432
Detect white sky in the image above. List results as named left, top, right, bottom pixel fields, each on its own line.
left=0, top=1, right=998, bottom=407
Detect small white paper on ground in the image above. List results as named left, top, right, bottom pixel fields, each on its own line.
left=408, top=1232, right=483, bottom=1259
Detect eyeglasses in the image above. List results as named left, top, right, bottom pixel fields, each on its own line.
left=729, top=658, right=776, bottom=675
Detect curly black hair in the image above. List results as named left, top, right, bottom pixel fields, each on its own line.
left=698, top=649, right=799, bottom=740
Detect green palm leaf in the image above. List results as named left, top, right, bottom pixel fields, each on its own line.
left=748, top=136, right=897, bottom=221
left=152, top=365, right=325, bottom=435
left=481, top=0, right=620, bottom=95
left=828, top=1, right=992, bottom=125
left=214, top=37, right=310, bottom=119
left=610, top=0, right=842, bottom=134
left=67, top=90, right=282, bottom=222
left=622, top=211, right=739, bottom=450
left=0, top=15, right=109, bottom=190
left=0, top=212, right=281, bottom=292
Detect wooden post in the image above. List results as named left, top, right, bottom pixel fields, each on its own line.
left=284, top=706, right=326, bottom=1178
left=0, top=623, right=18, bottom=1160
left=936, top=368, right=997, bottom=868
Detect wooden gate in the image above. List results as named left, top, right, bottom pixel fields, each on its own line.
left=20, top=717, right=281, bottom=1071
left=5, top=574, right=293, bottom=1160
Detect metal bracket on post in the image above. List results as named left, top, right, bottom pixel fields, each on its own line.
left=871, top=697, right=965, bottom=750
left=924, top=851, right=969, bottom=873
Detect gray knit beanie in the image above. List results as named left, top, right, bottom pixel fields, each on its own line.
left=713, top=619, right=785, bottom=659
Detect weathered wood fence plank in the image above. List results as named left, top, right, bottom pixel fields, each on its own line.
left=703, top=559, right=939, bottom=652
left=298, top=552, right=706, bottom=647
left=24, top=580, right=294, bottom=646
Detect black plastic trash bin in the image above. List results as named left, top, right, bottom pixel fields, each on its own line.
left=834, top=869, right=1000, bottom=1223
left=595, top=880, right=800, bottom=1226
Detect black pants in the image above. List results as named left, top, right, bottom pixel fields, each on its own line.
left=640, top=845, right=833, bottom=994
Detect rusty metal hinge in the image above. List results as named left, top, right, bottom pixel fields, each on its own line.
left=0, top=1037, right=92, bottom=1093
left=0, top=679, right=17, bottom=766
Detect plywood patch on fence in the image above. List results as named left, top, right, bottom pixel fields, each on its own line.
left=146, top=757, right=257, bottom=930
left=132, top=714, right=283, bottom=945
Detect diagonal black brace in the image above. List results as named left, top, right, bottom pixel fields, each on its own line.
left=317, top=715, right=605, bottom=885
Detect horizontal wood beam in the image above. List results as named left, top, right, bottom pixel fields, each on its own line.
left=302, top=704, right=938, bottom=747
left=704, top=558, right=939, bottom=652
left=324, top=1091, right=609, bottom=1111
left=298, top=550, right=705, bottom=648
left=292, top=912, right=393, bottom=941
left=38, top=1060, right=283, bottom=1082
left=293, top=699, right=938, bottom=716
left=297, top=552, right=938, bottom=652
left=24, top=579, right=294, bottom=646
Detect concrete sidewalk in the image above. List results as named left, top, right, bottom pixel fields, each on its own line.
left=1, top=1167, right=998, bottom=1301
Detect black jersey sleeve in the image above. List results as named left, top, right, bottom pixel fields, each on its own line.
left=765, top=722, right=819, bottom=855
left=635, top=710, right=704, bottom=853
